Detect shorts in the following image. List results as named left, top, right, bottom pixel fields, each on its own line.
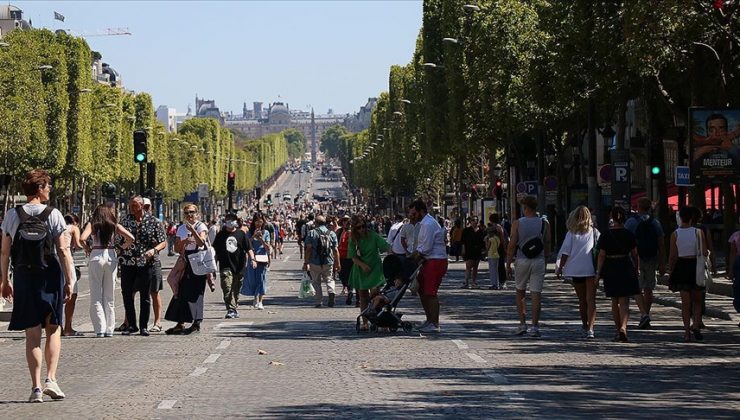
left=514, top=257, right=545, bottom=293
left=150, top=260, right=163, bottom=293
left=418, top=259, right=448, bottom=297
left=638, top=259, right=658, bottom=290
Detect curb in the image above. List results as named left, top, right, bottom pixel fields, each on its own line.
left=653, top=295, right=732, bottom=321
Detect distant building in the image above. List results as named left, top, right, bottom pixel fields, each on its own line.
left=92, top=60, right=123, bottom=88
left=156, top=105, right=177, bottom=133
left=224, top=101, right=346, bottom=142
left=344, top=97, right=377, bottom=132
left=253, top=102, right=263, bottom=119
left=0, top=4, right=32, bottom=39
left=195, top=95, right=223, bottom=124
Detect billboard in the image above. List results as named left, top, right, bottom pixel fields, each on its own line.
left=689, top=108, right=740, bottom=182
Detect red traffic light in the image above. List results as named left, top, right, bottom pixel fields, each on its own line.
left=228, top=172, right=236, bottom=179
left=495, top=178, right=503, bottom=188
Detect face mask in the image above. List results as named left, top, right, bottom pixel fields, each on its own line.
left=223, top=220, right=238, bottom=229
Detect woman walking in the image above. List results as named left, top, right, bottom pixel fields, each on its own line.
left=0, top=169, right=75, bottom=402
left=81, top=205, right=134, bottom=337
left=449, top=220, right=463, bottom=262
left=556, top=206, right=600, bottom=339
left=667, top=206, right=709, bottom=341
left=165, top=204, right=209, bottom=335
left=461, top=217, right=486, bottom=288
left=595, top=206, right=640, bottom=342
left=335, top=215, right=355, bottom=305
left=348, top=214, right=390, bottom=331
left=242, top=213, right=271, bottom=310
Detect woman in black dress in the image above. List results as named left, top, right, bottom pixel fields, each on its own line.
left=667, top=206, right=708, bottom=342
left=165, top=204, right=209, bottom=335
left=461, top=217, right=486, bottom=288
left=595, top=207, right=640, bottom=342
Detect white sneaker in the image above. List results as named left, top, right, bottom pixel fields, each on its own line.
left=28, top=387, right=43, bottom=403
left=257, top=302, right=264, bottom=310
left=531, top=326, right=541, bottom=338
left=586, top=330, right=595, bottom=339
left=42, top=379, right=65, bottom=400
left=253, top=298, right=259, bottom=309
left=417, top=323, right=441, bottom=333
left=515, top=323, right=528, bottom=336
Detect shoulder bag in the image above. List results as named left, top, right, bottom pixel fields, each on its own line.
left=187, top=224, right=218, bottom=276
left=694, top=228, right=712, bottom=288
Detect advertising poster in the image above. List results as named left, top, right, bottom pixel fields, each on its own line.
left=689, top=108, right=740, bottom=182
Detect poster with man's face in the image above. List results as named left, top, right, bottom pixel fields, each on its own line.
left=689, top=108, right=740, bottom=182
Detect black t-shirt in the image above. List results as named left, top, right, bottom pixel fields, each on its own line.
left=461, top=227, right=486, bottom=254
left=212, top=228, right=252, bottom=276
left=295, top=219, right=307, bottom=240
left=597, top=228, right=636, bottom=255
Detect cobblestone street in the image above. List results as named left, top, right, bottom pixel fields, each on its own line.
left=1, top=242, right=738, bottom=418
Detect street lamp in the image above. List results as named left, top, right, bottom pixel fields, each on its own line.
left=78, top=88, right=92, bottom=93
left=393, top=111, right=403, bottom=116
left=463, top=4, right=481, bottom=12
left=35, top=65, right=53, bottom=70
left=399, top=99, right=411, bottom=104
left=0, top=42, right=9, bottom=48
left=442, top=37, right=459, bottom=44
left=423, top=62, right=445, bottom=69
left=493, top=163, right=502, bottom=178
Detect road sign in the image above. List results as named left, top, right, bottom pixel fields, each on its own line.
left=516, top=181, right=538, bottom=197
left=675, top=166, right=693, bottom=186
left=197, top=183, right=209, bottom=199
left=544, top=176, right=558, bottom=191
left=72, top=206, right=80, bottom=214
left=598, top=164, right=612, bottom=185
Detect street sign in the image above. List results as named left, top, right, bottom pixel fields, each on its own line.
left=72, top=206, right=80, bottom=214
left=544, top=176, right=558, bottom=191
left=598, top=164, right=612, bottom=186
left=197, top=183, right=209, bottom=199
left=675, top=166, right=693, bottom=186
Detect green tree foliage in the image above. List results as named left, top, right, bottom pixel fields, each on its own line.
left=283, top=128, right=306, bottom=159
left=320, top=125, right=349, bottom=158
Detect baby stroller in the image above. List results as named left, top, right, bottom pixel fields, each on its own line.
left=356, top=254, right=421, bottom=333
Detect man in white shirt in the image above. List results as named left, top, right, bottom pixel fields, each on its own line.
left=408, top=200, right=448, bottom=333
left=387, top=214, right=406, bottom=255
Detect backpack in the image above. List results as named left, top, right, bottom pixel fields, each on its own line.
left=313, top=227, right=332, bottom=264
left=520, top=220, right=545, bottom=259
left=11, top=205, right=55, bottom=271
left=635, top=216, right=659, bottom=259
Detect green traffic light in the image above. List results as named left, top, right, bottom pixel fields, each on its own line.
left=651, top=166, right=661, bottom=175
left=135, top=153, right=146, bottom=162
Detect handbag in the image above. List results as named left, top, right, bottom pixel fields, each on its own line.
left=298, top=272, right=315, bottom=298
left=694, top=228, right=712, bottom=288
left=520, top=220, right=545, bottom=258
left=187, top=233, right=218, bottom=276
left=254, top=254, right=269, bottom=264
left=167, top=256, right=186, bottom=295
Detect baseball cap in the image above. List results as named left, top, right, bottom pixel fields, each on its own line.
left=143, top=198, right=152, bottom=207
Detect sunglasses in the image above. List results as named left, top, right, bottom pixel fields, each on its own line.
left=184, top=211, right=197, bottom=215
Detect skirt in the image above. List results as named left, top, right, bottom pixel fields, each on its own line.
left=9, top=259, right=64, bottom=330
left=602, top=256, right=640, bottom=298
left=165, top=253, right=206, bottom=323
left=242, top=262, right=268, bottom=296
left=669, top=258, right=704, bottom=292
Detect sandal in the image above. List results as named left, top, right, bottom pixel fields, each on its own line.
left=149, top=324, right=162, bottom=333
left=62, top=330, right=84, bottom=337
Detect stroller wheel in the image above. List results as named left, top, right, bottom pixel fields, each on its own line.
left=369, top=324, right=378, bottom=332
left=402, top=321, right=413, bottom=333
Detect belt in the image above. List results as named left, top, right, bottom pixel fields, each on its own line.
left=92, top=246, right=115, bottom=250
left=605, top=254, right=628, bottom=259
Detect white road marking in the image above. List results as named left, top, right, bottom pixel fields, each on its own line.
left=216, top=339, right=231, bottom=350
left=284, top=255, right=291, bottom=262
left=189, top=367, right=208, bottom=377
left=157, top=399, right=177, bottom=409
left=214, top=321, right=253, bottom=330
left=466, top=352, right=486, bottom=363
left=451, top=339, right=469, bottom=350
left=203, top=353, right=221, bottom=364
left=482, top=369, right=509, bottom=384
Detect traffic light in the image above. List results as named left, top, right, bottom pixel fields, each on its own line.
left=651, top=165, right=661, bottom=177
left=227, top=172, right=235, bottom=192
left=494, top=178, right=503, bottom=200
left=147, top=162, right=156, bottom=190
left=133, top=130, right=147, bottom=163
left=255, top=187, right=262, bottom=199
left=267, top=193, right=272, bottom=205
left=471, top=185, right=479, bottom=200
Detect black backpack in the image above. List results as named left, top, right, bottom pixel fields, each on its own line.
left=520, top=220, right=545, bottom=259
left=11, top=205, right=55, bottom=271
left=314, top=227, right=332, bottom=264
left=635, top=216, right=659, bottom=259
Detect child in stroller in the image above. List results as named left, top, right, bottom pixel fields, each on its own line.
left=356, top=254, right=420, bottom=333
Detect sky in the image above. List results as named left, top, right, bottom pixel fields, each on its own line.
left=13, top=1, right=423, bottom=115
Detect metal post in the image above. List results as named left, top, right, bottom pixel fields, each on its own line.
left=138, top=163, right=145, bottom=195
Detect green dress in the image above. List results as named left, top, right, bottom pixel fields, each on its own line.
left=348, top=230, right=390, bottom=290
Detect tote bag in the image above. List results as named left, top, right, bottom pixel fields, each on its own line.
left=187, top=235, right=218, bottom=276
left=695, top=228, right=712, bottom=288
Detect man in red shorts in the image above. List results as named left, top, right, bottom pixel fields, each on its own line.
left=408, top=200, right=448, bottom=333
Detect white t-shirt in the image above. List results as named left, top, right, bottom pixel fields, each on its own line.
left=177, top=221, right=208, bottom=251
left=1, top=204, right=67, bottom=255
left=207, top=224, right=219, bottom=244
left=559, top=228, right=600, bottom=277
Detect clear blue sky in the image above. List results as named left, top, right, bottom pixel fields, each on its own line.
left=15, top=1, right=422, bottom=115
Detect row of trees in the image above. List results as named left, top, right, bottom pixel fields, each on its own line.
left=334, top=0, right=738, bottom=230
left=0, top=29, right=289, bottom=210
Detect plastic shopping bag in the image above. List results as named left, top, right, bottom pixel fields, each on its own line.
left=298, top=272, right=315, bottom=299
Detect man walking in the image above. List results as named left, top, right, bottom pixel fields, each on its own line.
left=625, top=197, right=665, bottom=329
left=213, top=214, right=255, bottom=319
left=506, top=196, right=551, bottom=337
left=303, top=215, right=340, bottom=308
left=408, top=200, right=448, bottom=333
left=118, top=196, right=166, bottom=336
left=387, top=214, right=406, bottom=256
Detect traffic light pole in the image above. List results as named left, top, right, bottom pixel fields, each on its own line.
left=139, top=162, right=145, bottom=195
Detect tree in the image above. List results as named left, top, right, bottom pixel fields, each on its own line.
left=320, top=125, right=349, bottom=158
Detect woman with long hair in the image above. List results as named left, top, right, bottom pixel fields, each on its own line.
left=242, top=212, right=271, bottom=310
left=80, top=205, right=134, bottom=337
left=556, top=206, right=600, bottom=339
left=667, top=206, right=709, bottom=341
left=595, top=206, right=640, bottom=342
left=347, top=214, right=390, bottom=331
left=165, top=204, right=209, bottom=335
